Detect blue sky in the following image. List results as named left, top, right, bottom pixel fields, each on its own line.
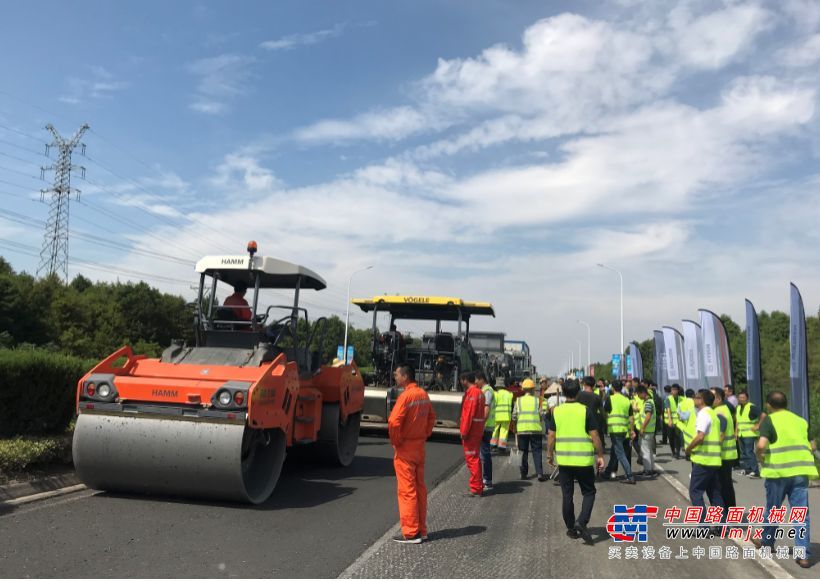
left=1, top=1, right=819, bottom=374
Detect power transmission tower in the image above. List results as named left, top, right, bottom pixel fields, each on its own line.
left=38, top=123, right=89, bottom=279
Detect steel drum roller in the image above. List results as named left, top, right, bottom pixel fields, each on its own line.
left=73, top=414, right=286, bottom=504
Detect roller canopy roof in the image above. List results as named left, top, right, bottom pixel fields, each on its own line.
left=351, top=295, right=494, bottom=320
left=195, top=255, right=326, bottom=290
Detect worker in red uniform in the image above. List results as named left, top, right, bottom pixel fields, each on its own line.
left=388, top=364, right=436, bottom=544
left=460, top=371, right=486, bottom=497
left=223, top=281, right=252, bottom=322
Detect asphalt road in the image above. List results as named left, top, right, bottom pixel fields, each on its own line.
left=0, top=436, right=463, bottom=578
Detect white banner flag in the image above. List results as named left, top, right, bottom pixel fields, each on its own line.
left=662, top=327, right=680, bottom=382
left=681, top=320, right=701, bottom=382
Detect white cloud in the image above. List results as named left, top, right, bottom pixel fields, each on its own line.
left=260, top=23, right=346, bottom=51
left=293, top=106, right=442, bottom=143
left=668, top=3, right=772, bottom=69
left=58, top=66, right=128, bottom=105
left=187, top=54, right=255, bottom=114
left=778, top=33, right=820, bottom=67
left=210, top=153, right=283, bottom=193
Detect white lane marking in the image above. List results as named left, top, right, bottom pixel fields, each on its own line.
left=656, top=465, right=793, bottom=580
left=337, top=461, right=467, bottom=579
left=1, top=484, right=87, bottom=507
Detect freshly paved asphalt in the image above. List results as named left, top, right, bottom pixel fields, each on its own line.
left=0, top=436, right=463, bottom=578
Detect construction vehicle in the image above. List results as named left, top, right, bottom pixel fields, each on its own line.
left=505, top=339, right=536, bottom=383
left=470, top=331, right=514, bottom=388
left=351, top=295, right=494, bottom=432
left=72, top=242, right=364, bottom=504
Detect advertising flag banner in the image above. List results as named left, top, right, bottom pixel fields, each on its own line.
left=628, top=342, right=644, bottom=380
left=790, top=283, right=809, bottom=422
left=681, top=320, right=706, bottom=390
left=662, top=327, right=680, bottom=382
left=699, top=309, right=733, bottom=388
left=611, top=354, right=621, bottom=378
left=653, top=330, right=667, bottom=389
left=745, top=299, right=763, bottom=408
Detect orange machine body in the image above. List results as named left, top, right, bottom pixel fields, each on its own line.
left=76, top=345, right=365, bottom=447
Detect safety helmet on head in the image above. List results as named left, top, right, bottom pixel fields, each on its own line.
left=521, top=378, right=536, bottom=390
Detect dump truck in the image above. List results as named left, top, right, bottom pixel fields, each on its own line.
left=72, top=243, right=364, bottom=504
left=470, top=331, right=514, bottom=388
left=504, top=339, right=536, bottom=383
left=351, top=295, right=494, bottom=433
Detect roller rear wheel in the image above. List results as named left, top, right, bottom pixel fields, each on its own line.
left=317, top=403, right=361, bottom=466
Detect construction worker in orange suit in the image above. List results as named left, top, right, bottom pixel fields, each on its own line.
left=388, top=364, right=436, bottom=544
left=460, top=371, right=486, bottom=497
left=223, top=281, right=252, bottom=322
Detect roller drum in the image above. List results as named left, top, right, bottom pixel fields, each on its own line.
left=73, top=414, right=285, bottom=504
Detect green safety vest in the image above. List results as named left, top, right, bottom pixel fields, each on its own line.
left=737, top=403, right=759, bottom=438
left=481, top=385, right=496, bottom=430
left=760, top=410, right=819, bottom=479
left=691, top=407, right=722, bottom=467
left=640, top=397, right=656, bottom=434
left=608, top=393, right=631, bottom=435
left=514, top=394, right=542, bottom=434
left=714, top=404, right=738, bottom=461
left=676, top=397, right=696, bottom=447
left=666, top=395, right=678, bottom=424
left=553, top=402, right=594, bottom=467
left=494, top=389, right=513, bottom=423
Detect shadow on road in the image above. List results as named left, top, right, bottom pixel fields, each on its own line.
left=584, top=526, right=611, bottom=546
left=489, top=480, right=532, bottom=495
left=428, top=525, right=487, bottom=541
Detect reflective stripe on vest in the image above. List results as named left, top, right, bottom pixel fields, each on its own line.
left=553, top=402, right=594, bottom=467
left=514, top=394, right=542, bottom=433
left=608, top=393, right=631, bottom=434
left=760, top=410, right=819, bottom=479
left=737, top=403, right=759, bottom=438
left=714, top=404, right=738, bottom=461
left=642, top=397, right=656, bottom=433
left=691, top=407, right=722, bottom=467
left=494, top=389, right=513, bottom=422
left=482, top=385, right=496, bottom=430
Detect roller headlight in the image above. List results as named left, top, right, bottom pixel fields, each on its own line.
left=97, top=384, right=111, bottom=399
left=218, top=390, right=233, bottom=406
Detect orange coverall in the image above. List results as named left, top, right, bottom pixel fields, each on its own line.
left=388, top=382, right=436, bottom=539
left=460, top=383, right=485, bottom=494
left=223, top=293, right=251, bottom=321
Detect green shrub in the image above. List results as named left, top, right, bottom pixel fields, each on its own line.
left=0, top=435, right=71, bottom=472
left=0, top=349, right=95, bottom=437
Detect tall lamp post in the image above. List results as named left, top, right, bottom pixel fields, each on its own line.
left=576, top=339, right=583, bottom=377
left=343, top=265, right=373, bottom=364
left=569, top=351, right=574, bottom=374
left=578, top=319, right=591, bottom=374
left=597, top=263, right=624, bottom=374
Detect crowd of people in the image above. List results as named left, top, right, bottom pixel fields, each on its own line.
left=385, top=365, right=816, bottom=569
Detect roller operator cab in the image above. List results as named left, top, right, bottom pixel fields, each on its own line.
left=351, top=295, right=494, bottom=433
left=73, top=242, right=364, bottom=504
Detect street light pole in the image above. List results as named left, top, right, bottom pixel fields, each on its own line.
left=576, top=339, right=582, bottom=376
left=570, top=351, right=574, bottom=373
left=343, top=265, right=373, bottom=364
left=597, top=263, right=624, bottom=374
left=578, top=319, right=591, bottom=374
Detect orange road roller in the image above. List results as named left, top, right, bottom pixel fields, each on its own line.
left=73, top=243, right=364, bottom=504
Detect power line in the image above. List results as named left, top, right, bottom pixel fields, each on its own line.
left=0, top=122, right=46, bottom=143
left=0, top=163, right=41, bottom=181
left=0, top=149, right=42, bottom=167
left=0, top=138, right=47, bottom=158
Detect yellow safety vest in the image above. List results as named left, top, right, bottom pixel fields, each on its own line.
left=494, top=389, right=513, bottom=422
left=760, top=410, right=819, bottom=479
left=691, top=407, right=722, bottom=467
left=608, top=393, right=631, bottom=435
left=640, top=397, right=656, bottom=434
left=553, top=402, right=594, bottom=467
left=514, top=394, right=542, bottom=434
left=737, top=403, right=759, bottom=438
left=666, top=395, right=678, bottom=425
left=676, top=397, right=696, bottom=447
left=714, top=404, right=738, bottom=461
left=481, top=385, right=496, bottom=430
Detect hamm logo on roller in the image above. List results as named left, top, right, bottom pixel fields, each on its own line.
left=151, top=389, right=179, bottom=398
